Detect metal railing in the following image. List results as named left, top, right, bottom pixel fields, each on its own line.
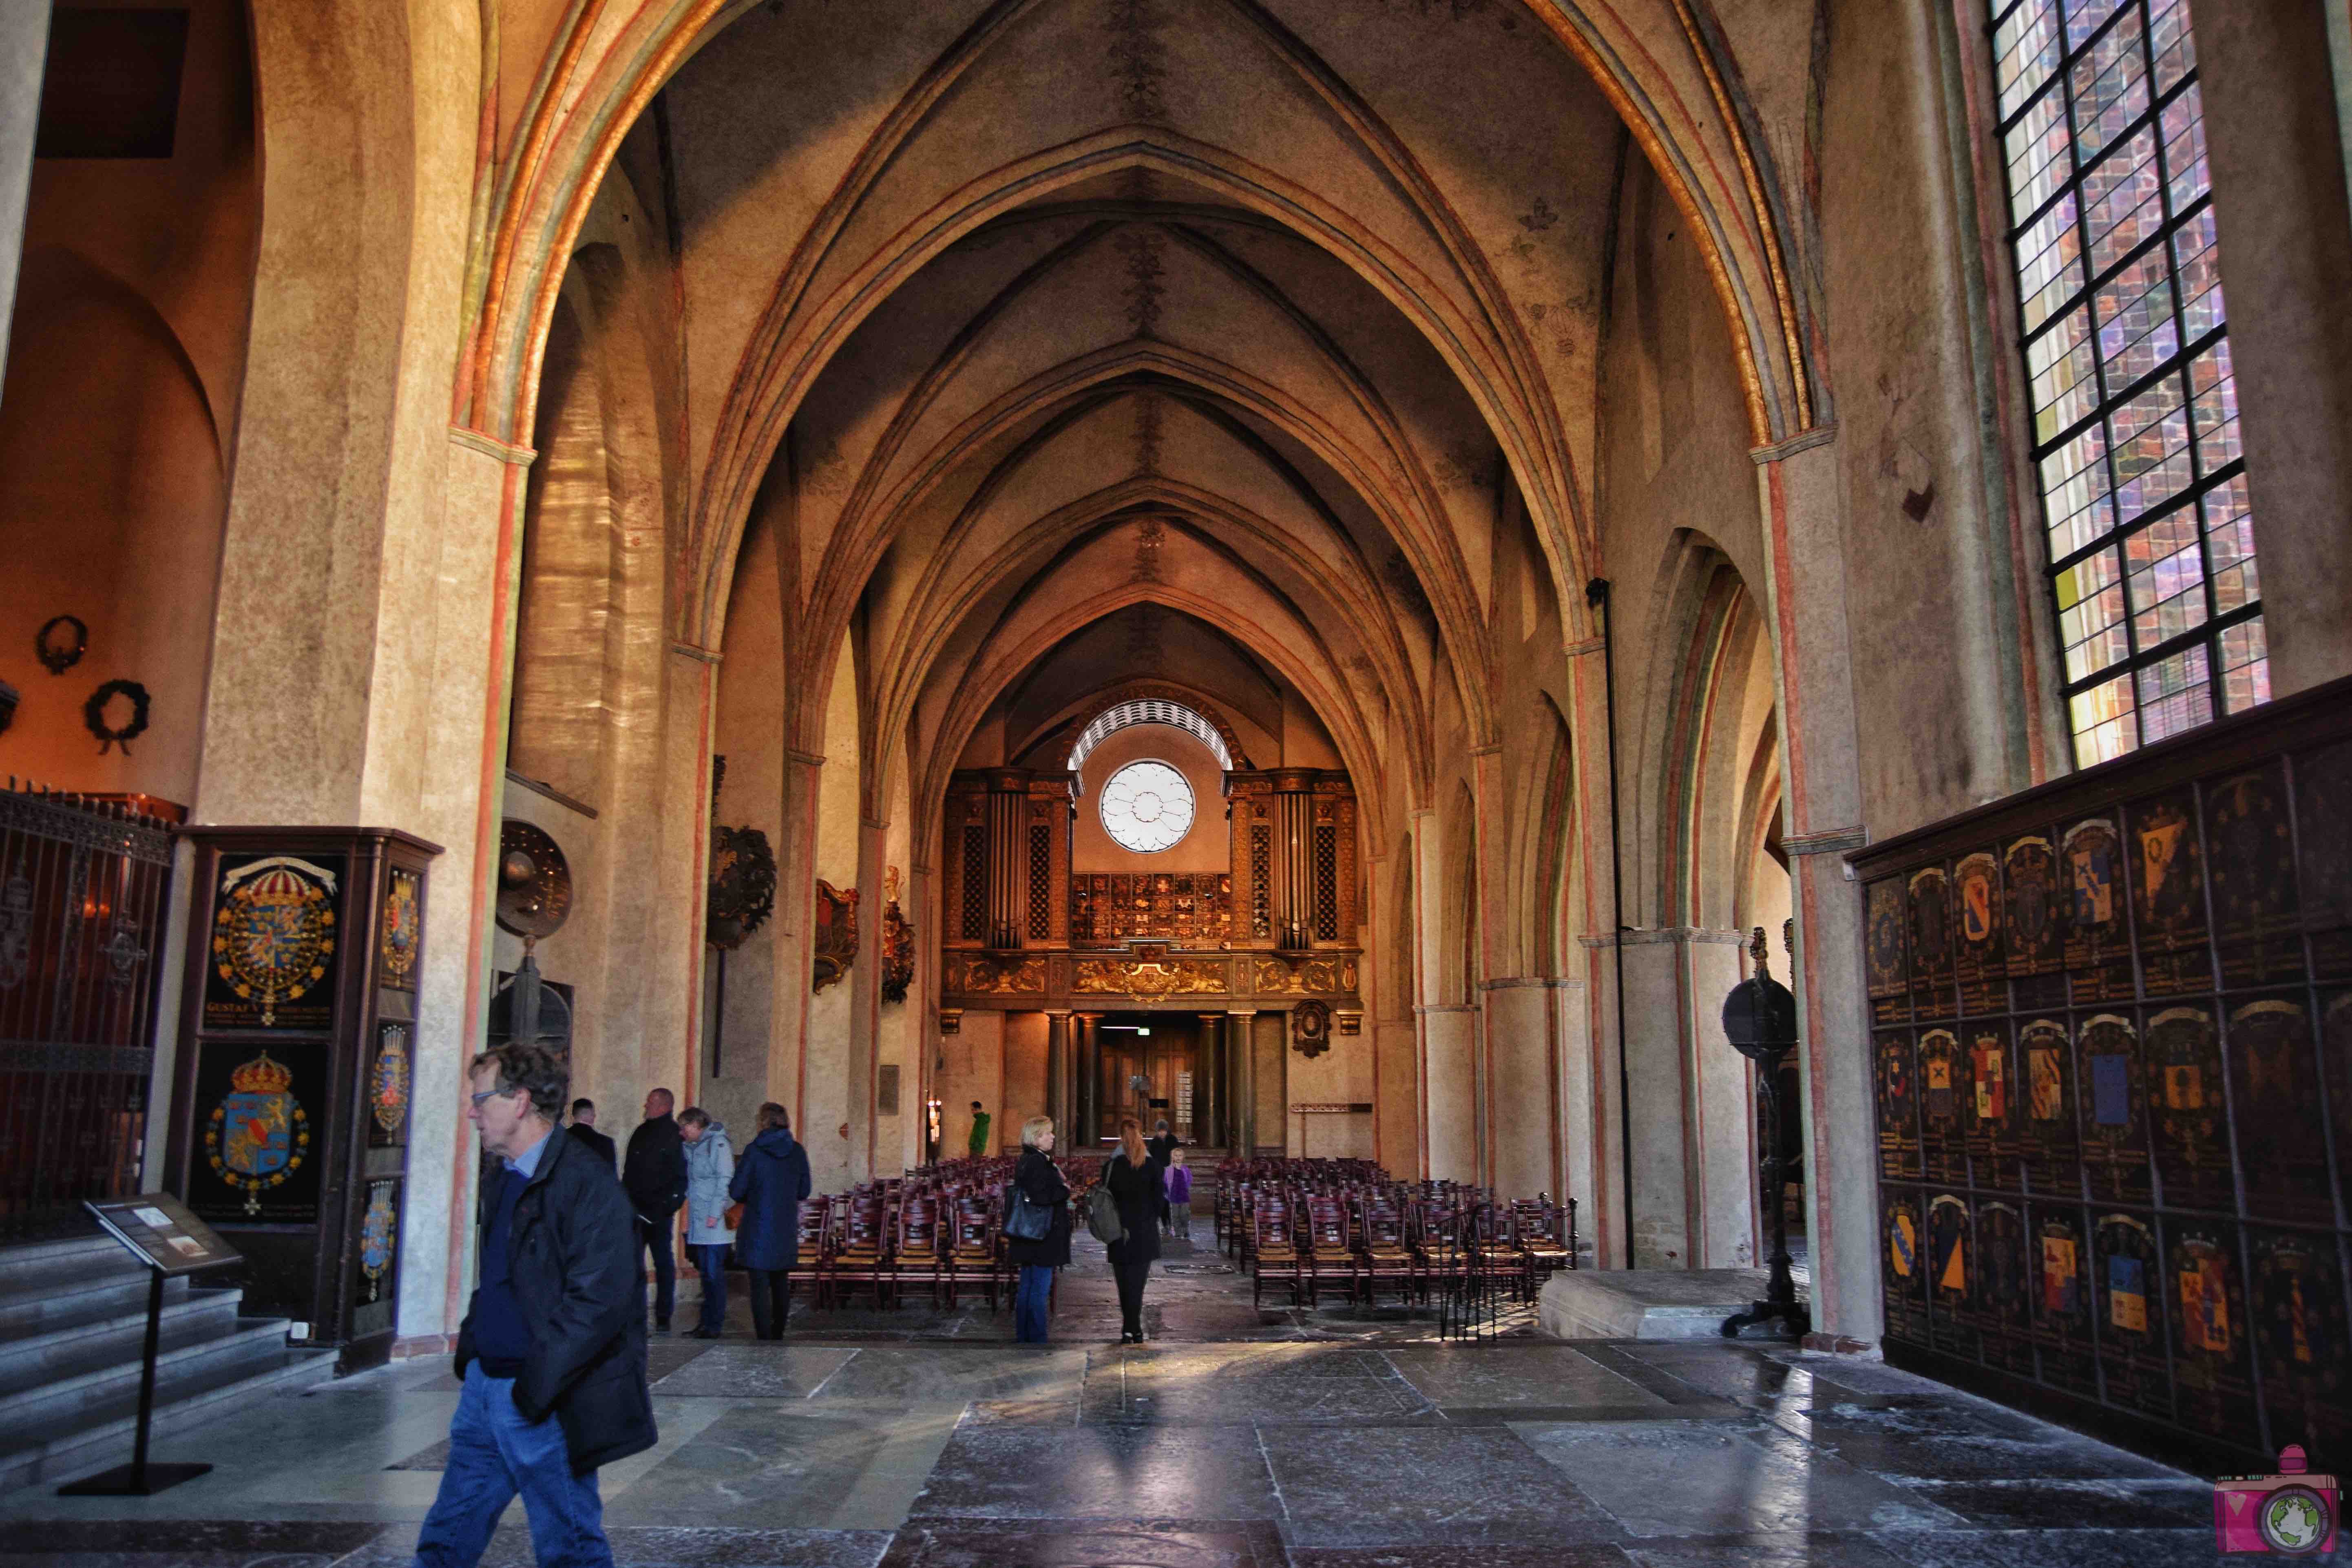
left=0, top=781, right=178, bottom=1241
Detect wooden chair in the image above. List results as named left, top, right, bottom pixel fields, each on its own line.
left=1355, top=1200, right=1419, bottom=1307
left=1251, top=1200, right=1301, bottom=1308
left=894, top=1195, right=947, bottom=1308
left=1302, top=1196, right=1360, bottom=1306
left=947, top=1199, right=1001, bottom=1309
left=826, top=1196, right=891, bottom=1309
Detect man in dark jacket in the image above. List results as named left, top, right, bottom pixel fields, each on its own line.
left=1145, top=1119, right=1178, bottom=1233
left=566, top=1098, right=617, bottom=1172
left=414, top=1043, right=653, bottom=1568
left=622, top=1088, right=688, bottom=1333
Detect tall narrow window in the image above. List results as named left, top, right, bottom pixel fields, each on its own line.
left=1988, top=0, right=2266, bottom=765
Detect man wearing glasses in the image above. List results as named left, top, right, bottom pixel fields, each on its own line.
left=413, top=1044, right=653, bottom=1568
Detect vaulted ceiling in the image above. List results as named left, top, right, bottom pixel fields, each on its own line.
left=556, top=0, right=1787, bottom=833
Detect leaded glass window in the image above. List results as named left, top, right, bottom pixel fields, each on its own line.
left=1988, top=0, right=2266, bottom=765
left=1099, top=760, right=1196, bottom=854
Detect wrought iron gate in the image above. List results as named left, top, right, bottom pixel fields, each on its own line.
left=0, top=783, right=177, bottom=1241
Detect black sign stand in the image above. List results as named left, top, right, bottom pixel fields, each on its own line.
left=58, top=1196, right=240, bottom=1497
left=1720, top=926, right=1813, bottom=1341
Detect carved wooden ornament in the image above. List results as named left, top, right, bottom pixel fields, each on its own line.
left=812, top=880, right=858, bottom=993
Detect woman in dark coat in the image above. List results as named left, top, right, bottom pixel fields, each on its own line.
left=727, top=1102, right=813, bottom=1339
left=1103, top=1117, right=1162, bottom=1343
left=1007, top=1116, right=1072, bottom=1343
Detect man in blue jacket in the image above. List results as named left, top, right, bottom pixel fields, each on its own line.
left=413, top=1044, right=654, bottom=1568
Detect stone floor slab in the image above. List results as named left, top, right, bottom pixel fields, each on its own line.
left=1863, top=1527, right=2222, bottom=1567
left=909, top=1424, right=1279, bottom=1522
left=648, top=1347, right=860, bottom=1399
left=1380, top=1345, right=1673, bottom=1412
left=608, top=1404, right=962, bottom=1531
left=1512, top=1419, right=1964, bottom=1538
left=1618, top=1532, right=1917, bottom=1568
left=1260, top=1425, right=1617, bottom=1547
left=1766, top=1394, right=2182, bottom=1483
left=875, top=1517, right=1285, bottom=1568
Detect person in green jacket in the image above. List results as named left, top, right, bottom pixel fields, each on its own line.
left=967, top=1101, right=991, bottom=1157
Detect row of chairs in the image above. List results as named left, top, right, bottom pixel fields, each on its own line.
left=786, top=1154, right=1105, bottom=1312
left=1218, top=1160, right=1577, bottom=1309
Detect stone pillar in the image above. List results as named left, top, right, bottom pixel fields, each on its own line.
left=1482, top=977, right=1581, bottom=1203
left=1411, top=821, right=1479, bottom=1180
left=769, top=750, right=825, bottom=1138
left=0, top=1, right=50, bottom=385
left=1580, top=929, right=1751, bottom=1269
left=2187, top=0, right=2352, bottom=695
left=1468, top=744, right=1508, bottom=1187
left=1227, top=1010, right=1257, bottom=1155
left=1197, top=1013, right=1224, bottom=1149
left=1753, top=431, right=1879, bottom=1347
left=1075, top=1011, right=1101, bottom=1148
left=1046, top=1010, right=1071, bottom=1135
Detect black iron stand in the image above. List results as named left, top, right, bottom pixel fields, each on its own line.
left=58, top=1268, right=213, bottom=1496
left=1722, top=1037, right=1811, bottom=1340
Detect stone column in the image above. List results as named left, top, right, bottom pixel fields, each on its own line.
left=1481, top=977, right=1581, bottom=1203
left=1579, top=929, right=1751, bottom=1269
left=1414, top=811, right=1478, bottom=1180
left=1075, top=1012, right=1101, bottom=1148
left=2188, top=0, right=2352, bottom=695
left=1753, top=430, right=1879, bottom=1347
left=1468, top=744, right=1508, bottom=1187
left=1227, top=1009, right=1257, bottom=1155
left=0, top=1, right=50, bottom=385
left=1197, top=1012, right=1224, bottom=1149
left=1046, top=1010, right=1071, bottom=1134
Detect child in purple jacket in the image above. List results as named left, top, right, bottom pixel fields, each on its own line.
left=1163, top=1149, right=1193, bottom=1240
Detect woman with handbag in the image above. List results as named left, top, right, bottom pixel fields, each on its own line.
left=1104, top=1118, right=1162, bottom=1343
left=1006, top=1116, right=1071, bottom=1343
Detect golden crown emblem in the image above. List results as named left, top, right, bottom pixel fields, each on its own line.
left=230, top=1050, right=294, bottom=1095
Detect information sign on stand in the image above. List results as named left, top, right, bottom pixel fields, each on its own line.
left=57, top=1195, right=240, bottom=1497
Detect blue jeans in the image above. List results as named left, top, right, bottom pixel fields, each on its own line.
left=1015, top=1264, right=1053, bottom=1342
left=691, top=1243, right=727, bottom=1334
left=413, top=1363, right=611, bottom=1568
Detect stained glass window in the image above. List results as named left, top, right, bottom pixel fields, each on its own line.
left=1988, top=0, right=2266, bottom=765
left=1099, top=761, right=1196, bottom=854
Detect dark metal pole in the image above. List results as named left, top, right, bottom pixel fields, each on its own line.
left=1587, top=578, right=1634, bottom=1269
left=130, top=1268, right=162, bottom=1488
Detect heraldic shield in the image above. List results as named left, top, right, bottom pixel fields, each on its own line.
left=207, top=1049, right=309, bottom=1216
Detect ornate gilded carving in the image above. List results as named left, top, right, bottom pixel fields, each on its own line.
left=1293, top=998, right=1331, bottom=1058
left=1253, top=956, right=1356, bottom=995
left=945, top=953, right=1046, bottom=994
left=1072, top=957, right=1225, bottom=997
left=811, top=880, right=858, bottom=993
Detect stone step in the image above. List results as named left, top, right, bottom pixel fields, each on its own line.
left=0, top=1239, right=180, bottom=1345
left=0, top=1284, right=243, bottom=1393
left=0, top=1293, right=264, bottom=1429
left=0, top=1339, right=339, bottom=1494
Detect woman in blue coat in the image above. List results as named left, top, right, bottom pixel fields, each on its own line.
left=727, top=1102, right=813, bottom=1339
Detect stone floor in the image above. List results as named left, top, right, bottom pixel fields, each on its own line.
left=0, top=1225, right=2229, bottom=1566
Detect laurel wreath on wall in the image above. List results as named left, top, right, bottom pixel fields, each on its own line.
left=83, top=679, right=151, bottom=755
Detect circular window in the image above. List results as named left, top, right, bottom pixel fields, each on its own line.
left=1099, top=760, right=1196, bottom=854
